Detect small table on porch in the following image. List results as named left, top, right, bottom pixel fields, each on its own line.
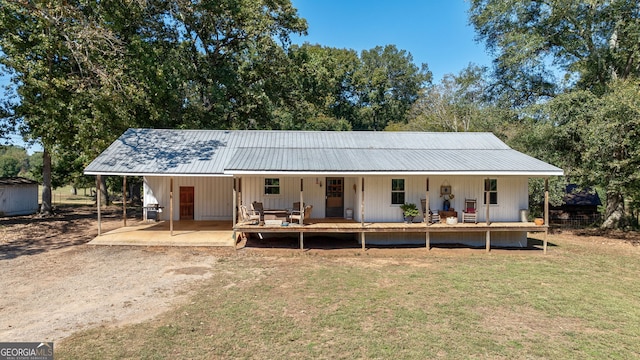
left=439, top=210, right=458, bottom=223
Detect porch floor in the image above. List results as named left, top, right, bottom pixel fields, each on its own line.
left=235, top=218, right=548, bottom=234
left=89, top=221, right=235, bottom=247
left=88, top=219, right=548, bottom=248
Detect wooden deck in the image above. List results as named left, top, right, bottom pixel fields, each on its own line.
left=234, top=219, right=549, bottom=253
left=234, top=219, right=548, bottom=234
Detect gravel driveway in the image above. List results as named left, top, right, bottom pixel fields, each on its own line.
left=0, top=207, right=228, bottom=342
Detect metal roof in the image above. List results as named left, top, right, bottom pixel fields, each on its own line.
left=0, top=177, right=39, bottom=186
left=84, top=128, right=564, bottom=177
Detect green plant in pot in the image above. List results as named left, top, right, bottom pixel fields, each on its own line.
left=400, top=203, right=419, bottom=223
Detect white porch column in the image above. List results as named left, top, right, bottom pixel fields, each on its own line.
left=544, top=178, right=549, bottom=254
left=426, top=177, right=430, bottom=250
left=299, top=178, right=304, bottom=225
left=360, top=177, right=365, bottom=226
left=170, top=177, right=174, bottom=236
left=96, top=175, right=102, bottom=236
left=232, top=178, right=237, bottom=226
left=361, top=177, right=366, bottom=251
left=122, top=176, right=127, bottom=227
left=485, top=178, right=491, bottom=225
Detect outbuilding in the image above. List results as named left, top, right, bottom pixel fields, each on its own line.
left=0, top=177, right=39, bottom=216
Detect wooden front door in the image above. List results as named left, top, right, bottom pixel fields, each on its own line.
left=325, top=177, right=344, bottom=218
left=179, top=186, right=194, bottom=220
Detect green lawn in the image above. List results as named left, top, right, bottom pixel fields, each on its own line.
left=57, top=233, right=640, bottom=359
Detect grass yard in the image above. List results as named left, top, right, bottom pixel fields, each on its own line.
left=57, top=232, right=640, bottom=359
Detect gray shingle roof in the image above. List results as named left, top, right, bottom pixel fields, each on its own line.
left=84, top=128, right=563, bottom=176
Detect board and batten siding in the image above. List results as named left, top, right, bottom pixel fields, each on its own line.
left=0, top=184, right=39, bottom=216
left=143, top=176, right=233, bottom=221
left=358, top=175, right=528, bottom=223
left=239, top=176, right=359, bottom=218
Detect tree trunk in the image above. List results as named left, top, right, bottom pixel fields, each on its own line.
left=129, top=182, right=142, bottom=205
left=40, top=148, right=53, bottom=216
left=601, top=191, right=625, bottom=229
left=99, top=175, right=110, bottom=207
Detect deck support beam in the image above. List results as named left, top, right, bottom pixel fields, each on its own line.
left=96, top=175, right=102, bottom=236
left=485, top=230, right=491, bottom=252
left=361, top=232, right=366, bottom=251
left=299, top=232, right=304, bottom=250
left=426, top=231, right=430, bottom=250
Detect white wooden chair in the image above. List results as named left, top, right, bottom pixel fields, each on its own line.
left=240, top=205, right=260, bottom=224
left=430, top=210, right=440, bottom=223
left=421, top=199, right=440, bottom=223
left=289, top=205, right=313, bottom=224
left=462, top=199, right=478, bottom=223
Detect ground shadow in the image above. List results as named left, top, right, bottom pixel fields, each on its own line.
left=243, top=234, right=554, bottom=252
left=0, top=206, right=136, bottom=260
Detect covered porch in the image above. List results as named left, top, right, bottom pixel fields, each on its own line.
left=89, top=220, right=235, bottom=247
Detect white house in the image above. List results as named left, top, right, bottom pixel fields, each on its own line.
left=84, top=129, right=563, bottom=249
left=0, top=177, right=39, bottom=216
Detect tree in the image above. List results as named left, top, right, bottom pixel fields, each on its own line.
left=352, top=45, right=431, bottom=130
left=470, top=0, right=640, bottom=103
left=390, top=64, right=512, bottom=134
left=469, top=0, right=640, bottom=228
left=0, top=1, right=131, bottom=214
left=1, top=0, right=308, bottom=213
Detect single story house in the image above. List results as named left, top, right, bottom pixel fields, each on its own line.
left=0, top=177, right=39, bottom=216
left=84, top=129, right=563, bottom=249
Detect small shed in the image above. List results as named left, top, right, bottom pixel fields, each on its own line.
left=0, top=177, right=39, bottom=216
left=550, top=184, right=601, bottom=225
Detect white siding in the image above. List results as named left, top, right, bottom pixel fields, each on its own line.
left=357, top=175, right=528, bottom=223
left=142, top=174, right=531, bottom=227
left=143, top=176, right=233, bottom=220
left=235, top=174, right=529, bottom=222
left=0, top=185, right=38, bottom=216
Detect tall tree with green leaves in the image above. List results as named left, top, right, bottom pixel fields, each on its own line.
left=470, top=0, right=640, bottom=228
left=352, top=45, right=431, bottom=130
left=0, top=1, right=133, bottom=214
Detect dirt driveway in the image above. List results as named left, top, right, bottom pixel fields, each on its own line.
left=0, top=206, right=232, bottom=342
left=1, top=206, right=639, bottom=343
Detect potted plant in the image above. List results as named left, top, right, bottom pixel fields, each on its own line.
left=400, top=202, right=419, bottom=223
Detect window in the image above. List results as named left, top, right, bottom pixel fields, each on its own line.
left=391, top=179, right=405, bottom=205
left=264, top=178, right=280, bottom=195
left=484, top=179, right=498, bottom=205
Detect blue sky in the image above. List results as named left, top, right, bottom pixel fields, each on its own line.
left=289, top=0, right=491, bottom=82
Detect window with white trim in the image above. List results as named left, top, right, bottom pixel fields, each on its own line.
left=484, top=179, right=498, bottom=205
left=391, top=179, right=405, bottom=205
left=264, top=178, right=280, bottom=195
